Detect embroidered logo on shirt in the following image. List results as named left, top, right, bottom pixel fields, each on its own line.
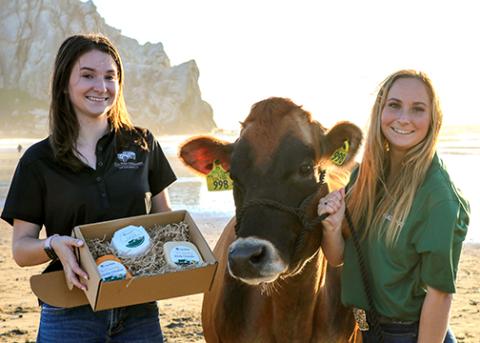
left=115, top=151, right=144, bottom=169
left=117, top=151, right=136, bottom=163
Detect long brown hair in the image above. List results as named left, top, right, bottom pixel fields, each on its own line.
left=49, top=33, right=147, bottom=170
left=347, top=70, right=443, bottom=244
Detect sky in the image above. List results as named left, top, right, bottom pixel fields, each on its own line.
left=89, top=0, right=480, bottom=130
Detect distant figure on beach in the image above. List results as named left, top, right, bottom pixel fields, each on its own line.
left=16, top=144, right=22, bottom=153
left=1, top=34, right=176, bottom=342
left=318, top=70, right=470, bottom=342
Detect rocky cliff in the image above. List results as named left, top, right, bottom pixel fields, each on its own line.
left=0, top=0, right=216, bottom=136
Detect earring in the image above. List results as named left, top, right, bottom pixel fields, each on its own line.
left=384, top=141, right=390, bottom=152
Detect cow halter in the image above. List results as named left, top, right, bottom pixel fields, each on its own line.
left=234, top=170, right=329, bottom=258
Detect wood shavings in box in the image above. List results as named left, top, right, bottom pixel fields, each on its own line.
left=86, top=221, right=207, bottom=277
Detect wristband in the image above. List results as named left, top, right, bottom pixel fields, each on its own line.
left=44, top=234, right=59, bottom=260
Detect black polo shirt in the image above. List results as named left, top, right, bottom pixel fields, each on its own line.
left=1, top=128, right=176, bottom=237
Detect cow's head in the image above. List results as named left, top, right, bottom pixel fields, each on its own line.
left=179, top=97, right=362, bottom=285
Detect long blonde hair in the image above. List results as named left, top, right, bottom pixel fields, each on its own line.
left=347, top=70, right=443, bottom=244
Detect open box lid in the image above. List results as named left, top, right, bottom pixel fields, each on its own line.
left=30, top=270, right=89, bottom=307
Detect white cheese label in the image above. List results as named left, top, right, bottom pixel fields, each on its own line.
left=97, top=260, right=128, bottom=282
left=169, top=246, right=201, bottom=265
left=112, top=225, right=151, bottom=258
left=163, top=241, right=204, bottom=268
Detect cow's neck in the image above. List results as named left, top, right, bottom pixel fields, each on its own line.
left=268, top=249, right=328, bottom=340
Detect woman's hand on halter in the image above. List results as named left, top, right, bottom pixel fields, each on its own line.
left=317, top=188, right=346, bottom=266
left=317, top=188, right=345, bottom=233
left=50, top=236, right=89, bottom=291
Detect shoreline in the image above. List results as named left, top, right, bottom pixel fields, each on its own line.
left=0, top=221, right=479, bottom=342
left=1, top=138, right=479, bottom=243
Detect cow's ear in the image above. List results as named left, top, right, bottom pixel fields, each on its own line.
left=323, top=121, right=363, bottom=166
left=179, top=136, right=234, bottom=175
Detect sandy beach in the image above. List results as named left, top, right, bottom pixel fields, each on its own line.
left=0, top=220, right=478, bottom=343
left=0, top=140, right=479, bottom=342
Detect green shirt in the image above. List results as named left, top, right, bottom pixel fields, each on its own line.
left=341, top=153, right=470, bottom=321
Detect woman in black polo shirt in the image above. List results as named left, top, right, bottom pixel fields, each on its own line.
left=1, top=34, right=176, bottom=342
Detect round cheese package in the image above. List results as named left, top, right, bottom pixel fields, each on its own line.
left=163, top=241, right=204, bottom=268
left=111, top=225, right=151, bottom=258
left=96, top=255, right=132, bottom=282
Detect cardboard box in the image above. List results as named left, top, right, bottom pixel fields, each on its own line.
left=30, top=210, right=218, bottom=311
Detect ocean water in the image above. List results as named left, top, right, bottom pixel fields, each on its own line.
left=0, top=134, right=478, bottom=242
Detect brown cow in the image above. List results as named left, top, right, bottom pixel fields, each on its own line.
left=179, top=97, right=363, bottom=342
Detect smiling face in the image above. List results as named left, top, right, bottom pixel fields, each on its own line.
left=381, top=77, right=431, bottom=158
left=68, top=49, right=119, bottom=121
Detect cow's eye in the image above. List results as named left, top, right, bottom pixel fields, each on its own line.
left=299, top=163, right=313, bottom=176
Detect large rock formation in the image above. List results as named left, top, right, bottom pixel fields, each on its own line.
left=0, top=0, right=216, bottom=136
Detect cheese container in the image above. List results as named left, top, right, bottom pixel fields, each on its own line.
left=164, top=241, right=204, bottom=268
left=95, top=255, right=132, bottom=282
left=111, top=225, right=151, bottom=258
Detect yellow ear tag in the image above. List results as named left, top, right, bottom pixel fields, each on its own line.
left=206, top=160, right=234, bottom=191
left=330, top=139, right=350, bottom=166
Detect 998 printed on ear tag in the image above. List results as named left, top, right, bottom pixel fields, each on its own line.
left=206, top=160, right=234, bottom=191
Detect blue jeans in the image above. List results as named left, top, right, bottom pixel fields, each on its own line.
left=37, top=302, right=163, bottom=342
left=361, top=322, right=456, bottom=342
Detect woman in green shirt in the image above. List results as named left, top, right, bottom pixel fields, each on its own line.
left=318, top=70, right=469, bottom=342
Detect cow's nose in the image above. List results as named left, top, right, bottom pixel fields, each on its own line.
left=227, top=238, right=287, bottom=284
left=228, top=238, right=272, bottom=280
left=229, top=243, right=265, bottom=269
